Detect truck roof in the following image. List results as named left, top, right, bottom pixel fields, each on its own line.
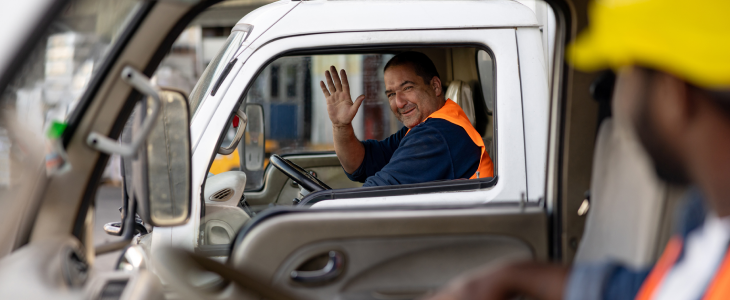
left=238, top=0, right=539, bottom=49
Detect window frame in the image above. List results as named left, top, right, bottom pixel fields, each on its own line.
left=192, top=29, right=529, bottom=217
left=223, top=45, right=500, bottom=194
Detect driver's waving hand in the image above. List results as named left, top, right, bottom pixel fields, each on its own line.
left=320, top=51, right=493, bottom=187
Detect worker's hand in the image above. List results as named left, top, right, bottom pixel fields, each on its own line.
left=424, top=264, right=513, bottom=300
left=423, top=261, right=568, bottom=300
left=320, top=66, right=365, bottom=128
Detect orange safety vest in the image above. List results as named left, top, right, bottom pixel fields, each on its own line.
left=405, top=99, right=494, bottom=179
left=635, top=235, right=730, bottom=300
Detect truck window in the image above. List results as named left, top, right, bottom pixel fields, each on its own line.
left=210, top=48, right=497, bottom=191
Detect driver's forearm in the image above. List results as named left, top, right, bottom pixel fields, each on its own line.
left=501, top=262, right=569, bottom=300
left=332, top=124, right=365, bottom=174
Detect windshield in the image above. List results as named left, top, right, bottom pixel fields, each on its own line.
left=0, top=0, right=142, bottom=256
left=189, top=30, right=245, bottom=119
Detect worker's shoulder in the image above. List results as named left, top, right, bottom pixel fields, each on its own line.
left=407, top=118, right=474, bottom=145
left=419, top=118, right=469, bottom=135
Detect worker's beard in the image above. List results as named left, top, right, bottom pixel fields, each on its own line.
left=635, top=93, right=691, bottom=185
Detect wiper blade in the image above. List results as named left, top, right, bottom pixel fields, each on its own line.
left=211, top=58, right=237, bottom=96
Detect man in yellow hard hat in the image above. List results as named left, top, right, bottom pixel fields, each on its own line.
left=425, top=0, right=730, bottom=299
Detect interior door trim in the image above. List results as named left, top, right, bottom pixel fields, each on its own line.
left=230, top=202, right=545, bottom=260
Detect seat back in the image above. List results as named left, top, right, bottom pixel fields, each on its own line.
left=445, top=80, right=476, bottom=127
left=575, top=117, right=682, bottom=267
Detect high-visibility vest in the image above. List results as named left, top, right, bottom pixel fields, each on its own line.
left=406, top=99, right=494, bottom=179
left=635, top=235, right=730, bottom=300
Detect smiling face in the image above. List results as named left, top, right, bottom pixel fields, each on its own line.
left=384, top=64, right=445, bottom=128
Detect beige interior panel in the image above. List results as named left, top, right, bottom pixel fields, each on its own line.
left=245, top=154, right=360, bottom=207
left=229, top=206, right=547, bottom=299
left=84, top=269, right=163, bottom=300
left=271, top=235, right=532, bottom=299
left=449, top=48, right=479, bottom=85
left=202, top=205, right=250, bottom=245
left=414, top=48, right=448, bottom=82
left=410, top=48, right=478, bottom=87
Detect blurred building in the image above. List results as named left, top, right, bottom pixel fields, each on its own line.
left=153, top=0, right=277, bottom=95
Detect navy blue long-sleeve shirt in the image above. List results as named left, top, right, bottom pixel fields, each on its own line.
left=346, top=118, right=481, bottom=187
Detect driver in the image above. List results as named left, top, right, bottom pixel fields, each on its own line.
left=319, top=51, right=494, bottom=186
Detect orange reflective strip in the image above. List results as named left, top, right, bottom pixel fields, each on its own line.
left=405, top=100, right=494, bottom=178
left=635, top=236, right=684, bottom=300
left=701, top=248, right=730, bottom=300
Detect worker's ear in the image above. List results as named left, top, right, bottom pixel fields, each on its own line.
left=430, top=76, right=443, bottom=97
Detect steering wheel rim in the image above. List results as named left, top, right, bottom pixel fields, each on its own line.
left=270, top=154, right=331, bottom=192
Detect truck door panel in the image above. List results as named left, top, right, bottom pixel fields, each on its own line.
left=230, top=206, right=546, bottom=299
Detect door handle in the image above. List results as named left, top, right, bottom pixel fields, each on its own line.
left=290, top=251, right=344, bottom=283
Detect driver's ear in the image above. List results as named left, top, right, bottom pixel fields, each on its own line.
left=431, top=76, right=443, bottom=97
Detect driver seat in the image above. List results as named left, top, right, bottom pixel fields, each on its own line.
left=575, top=116, right=686, bottom=267
left=445, top=80, right=476, bottom=127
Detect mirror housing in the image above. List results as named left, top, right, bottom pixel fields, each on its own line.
left=218, top=109, right=247, bottom=155
left=241, top=104, right=264, bottom=171
left=132, top=89, right=192, bottom=227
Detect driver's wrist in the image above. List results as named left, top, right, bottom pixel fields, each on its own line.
left=332, top=123, right=352, bottom=131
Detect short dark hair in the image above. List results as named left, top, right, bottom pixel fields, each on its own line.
left=384, top=51, right=440, bottom=84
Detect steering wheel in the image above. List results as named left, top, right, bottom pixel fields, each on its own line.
left=270, top=154, right=331, bottom=192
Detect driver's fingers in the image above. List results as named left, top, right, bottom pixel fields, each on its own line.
left=319, top=81, right=331, bottom=98
left=340, top=69, right=350, bottom=94
left=330, top=66, right=343, bottom=92
left=324, top=70, right=337, bottom=93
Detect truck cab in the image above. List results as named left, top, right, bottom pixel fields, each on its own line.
left=187, top=0, right=554, bottom=254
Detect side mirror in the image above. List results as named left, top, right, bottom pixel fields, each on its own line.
left=241, top=104, right=264, bottom=171
left=133, top=89, right=192, bottom=227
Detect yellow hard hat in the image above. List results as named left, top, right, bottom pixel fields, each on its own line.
left=567, top=0, right=730, bottom=89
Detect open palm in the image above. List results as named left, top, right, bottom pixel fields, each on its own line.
left=320, top=66, right=365, bottom=127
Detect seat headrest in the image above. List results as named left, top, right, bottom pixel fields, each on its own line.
left=445, top=80, right=476, bottom=127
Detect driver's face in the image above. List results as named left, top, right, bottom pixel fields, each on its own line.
left=384, top=64, right=443, bottom=128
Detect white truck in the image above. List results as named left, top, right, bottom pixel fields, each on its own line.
left=178, top=0, right=554, bottom=253
left=148, top=1, right=556, bottom=297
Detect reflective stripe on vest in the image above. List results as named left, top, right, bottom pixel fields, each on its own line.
left=635, top=235, right=730, bottom=300
left=635, top=236, right=684, bottom=300
left=702, top=248, right=730, bottom=300
left=405, top=99, right=494, bottom=179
